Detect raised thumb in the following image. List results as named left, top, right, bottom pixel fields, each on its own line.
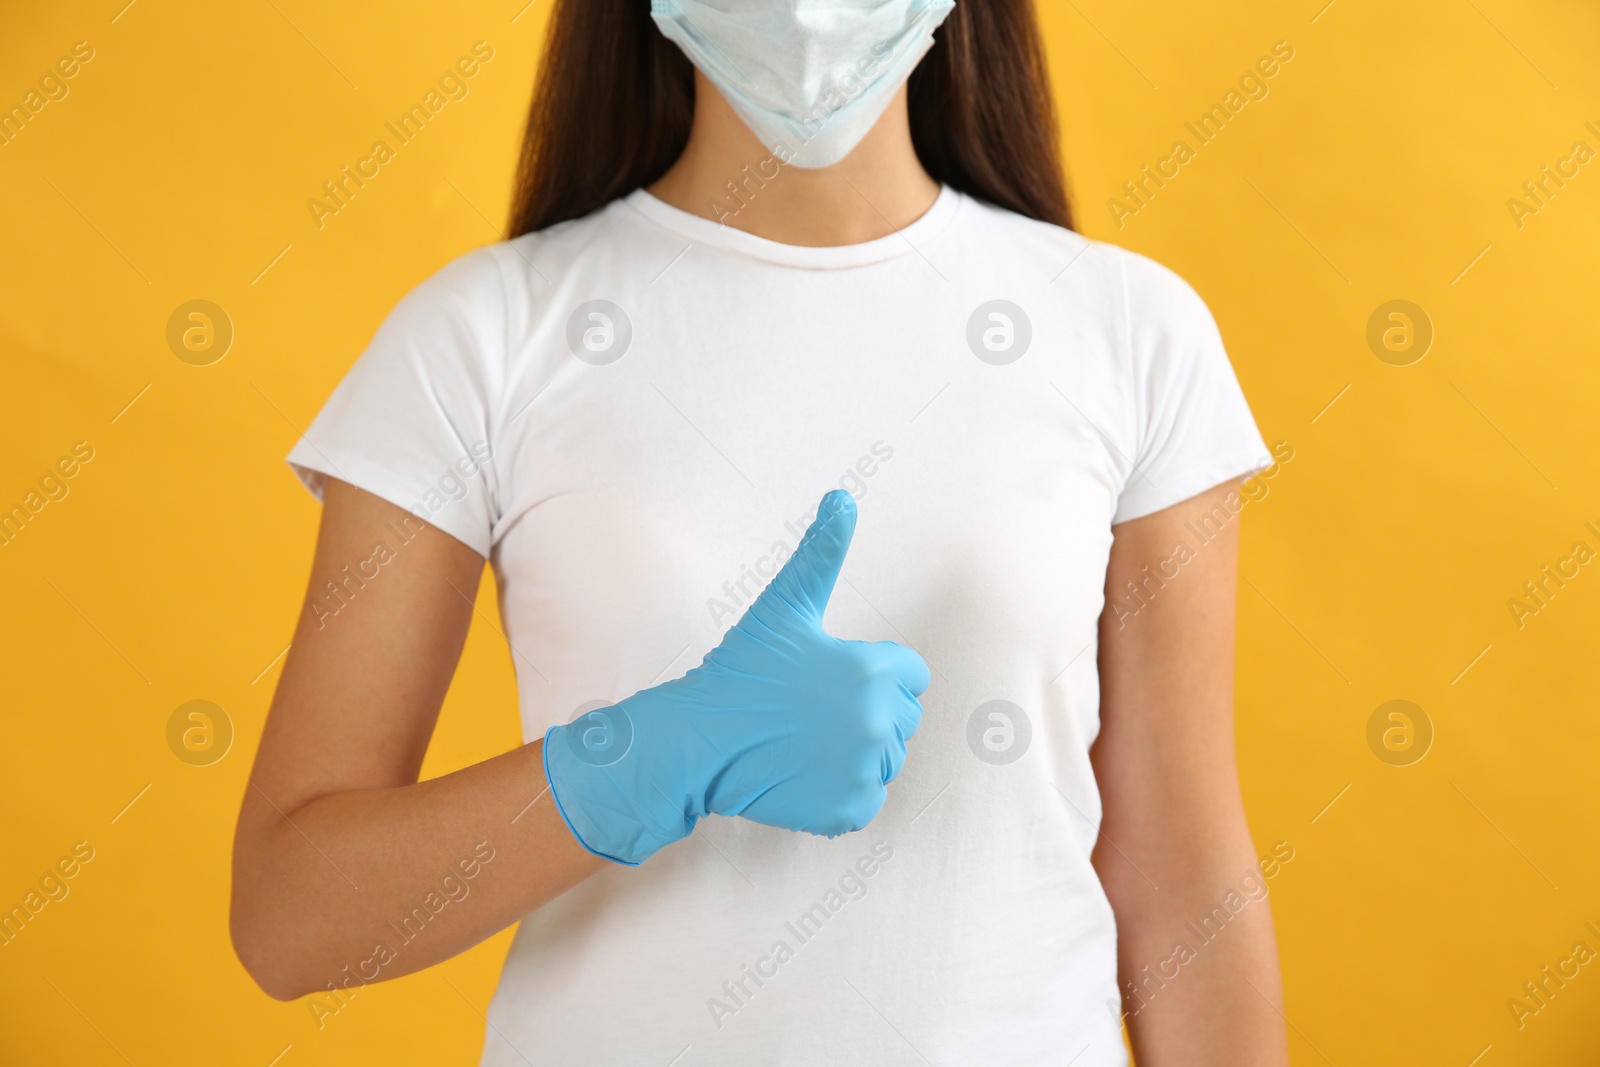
left=749, top=490, right=858, bottom=627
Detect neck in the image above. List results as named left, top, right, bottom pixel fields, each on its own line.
left=647, top=71, right=940, bottom=247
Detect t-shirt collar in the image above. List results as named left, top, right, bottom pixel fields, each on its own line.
left=622, top=182, right=961, bottom=269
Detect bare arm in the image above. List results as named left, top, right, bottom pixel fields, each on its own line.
left=230, top=479, right=605, bottom=1001
left=1092, top=481, right=1288, bottom=1064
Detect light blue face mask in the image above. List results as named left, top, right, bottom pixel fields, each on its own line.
left=650, top=0, right=957, bottom=169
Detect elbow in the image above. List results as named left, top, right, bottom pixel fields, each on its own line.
left=230, top=895, right=313, bottom=1002
left=251, top=971, right=308, bottom=1004
left=231, top=821, right=322, bottom=1001
left=233, top=929, right=311, bottom=1002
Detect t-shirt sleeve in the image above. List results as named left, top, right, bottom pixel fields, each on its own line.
left=286, top=247, right=507, bottom=557
left=1111, top=248, right=1271, bottom=525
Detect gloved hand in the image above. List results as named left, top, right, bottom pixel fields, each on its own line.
left=542, top=490, right=930, bottom=865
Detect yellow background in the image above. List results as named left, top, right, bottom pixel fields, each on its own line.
left=2, top=0, right=1597, bottom=1062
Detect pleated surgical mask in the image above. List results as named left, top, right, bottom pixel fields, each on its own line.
left=650, top=0, right=956, bottom=169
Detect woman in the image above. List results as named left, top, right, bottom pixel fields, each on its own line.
left=231, top=1, right=1289, bottom=1063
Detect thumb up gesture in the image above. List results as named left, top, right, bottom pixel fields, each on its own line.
left=544, top=491, right=931, bottom=865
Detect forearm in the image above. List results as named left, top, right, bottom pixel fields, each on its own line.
left=231, top=738, right=604, bottom=1000
left=1100, top=836, right=1287, bottom=1065
left=232, top=489, right=921, bottom=1002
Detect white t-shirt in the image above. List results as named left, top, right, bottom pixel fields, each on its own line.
left=288, top=185, right=1270, bottom=1067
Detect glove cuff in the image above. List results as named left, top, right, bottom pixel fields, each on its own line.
left=541, top=724, right=643, bottom=866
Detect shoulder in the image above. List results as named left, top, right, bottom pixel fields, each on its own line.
left=954, top=194, right=1099, bottom=267
left=380, top=241, right=509, bottom=336
left=349, top=243, right=517, bottom=408
left=391, top=197, right=641, bottom=320
left=1107, top=245, right=1214, bottom=328
left=953, top=196, right=1205, bottom=325
left=956, top=195, right=1210, bottom=321
left=501, top=197, right=652, bottom=281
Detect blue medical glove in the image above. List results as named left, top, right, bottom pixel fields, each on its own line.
left=542, top=490, right=930, bottom=866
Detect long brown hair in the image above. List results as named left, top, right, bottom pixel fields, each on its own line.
left=506, top=0, right=1071, bottom=236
